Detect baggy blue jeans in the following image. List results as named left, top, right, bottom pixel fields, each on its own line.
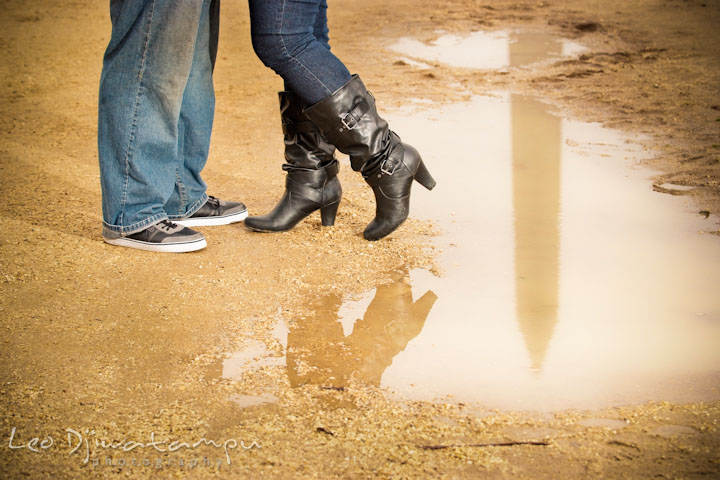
left=249, top=0, right=352, bottom=105
left=98, top=0, right=219, bottom=235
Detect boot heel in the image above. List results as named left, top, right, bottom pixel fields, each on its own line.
left=414, top=160, right=436, bottom=190
left=320, top=201, right=340, bottom=226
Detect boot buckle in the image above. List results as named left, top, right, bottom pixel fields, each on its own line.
left=380, top=157, right=399, bottom=176
left=340, top=112, right=358, bottom=131
left=339, top=98, right=371, bottom=131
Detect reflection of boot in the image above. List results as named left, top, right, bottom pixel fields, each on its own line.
left=286, top=274, right=438, bottom=388
left=411, top=291, right=439, bottom=325
left=304, top=75, right=436, bottom=240
left=245, top=91, right=342, bottom=232
left=351, top=279, right=437, bottom=384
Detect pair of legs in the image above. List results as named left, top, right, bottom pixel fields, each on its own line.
left=98, top=0, right=246, bottom=252
left=246, top=0, right=436, bottom=240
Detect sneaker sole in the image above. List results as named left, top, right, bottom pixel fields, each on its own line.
left=103, top=236, right=207, bottom=253
left=174, top=209, right=248, bottom=227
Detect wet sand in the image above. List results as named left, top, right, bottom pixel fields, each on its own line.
left=1, top=0, right=719, bottom=478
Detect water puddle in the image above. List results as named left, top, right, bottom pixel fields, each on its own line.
left=218, top=30, right=720, bottom=412
left=390, top=30, right=585, bottom=70
left=375, top=94, right=720, bottom=410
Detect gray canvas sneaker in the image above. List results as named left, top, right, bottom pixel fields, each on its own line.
left=103, top=220, right=207, bottom=253
left=174, top=196, right=248, bottom=227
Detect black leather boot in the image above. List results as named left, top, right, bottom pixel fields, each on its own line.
left=303, top=75, right=435, bottom=241
left=244, top=91, right=342, bottom=232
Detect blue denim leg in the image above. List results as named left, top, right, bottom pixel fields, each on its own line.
left=164, top=1, right=215, bottom=220
left=98, top=0, right=213, bottom=235
left=249, top=0, right=352, bottom=105
left=312, top=0, right=330, bottom=50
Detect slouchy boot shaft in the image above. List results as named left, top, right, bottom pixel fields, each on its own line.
left=303, top=75, right=435, bottom=240
left=244, top=91, right=342, bottom=232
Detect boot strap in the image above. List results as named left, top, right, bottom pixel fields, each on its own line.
left=337, top=95, right=373, bottom=132
left=282, top=120, right=317, bottom=136
left=365, top=143, right=405, bottom=187
left=324, top=161, right=340, bottom=177
left=287, top=162, right=338, bottom=182
left=284, top=162, right=339, bottom=203
left=285, top=177, right=324, bottom=204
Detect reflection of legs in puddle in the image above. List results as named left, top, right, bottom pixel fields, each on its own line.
left=352, top=279, right=437, bottom=384
left=287, top=272, right=437, bottom=388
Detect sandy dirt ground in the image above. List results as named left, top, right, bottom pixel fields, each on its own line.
left=1, top=0, right=719, bottom=478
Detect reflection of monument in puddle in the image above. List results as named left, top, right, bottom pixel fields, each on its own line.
left=286, top=270, right=437, bottom=388
left=511, top=34, right=562, bottom=372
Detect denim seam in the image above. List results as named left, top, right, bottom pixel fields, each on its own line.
left=119, top=0, right=157, bottom=228
left=175, top=168, right=188, bottom=208
left=279, top=0, right=333, bottom=97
